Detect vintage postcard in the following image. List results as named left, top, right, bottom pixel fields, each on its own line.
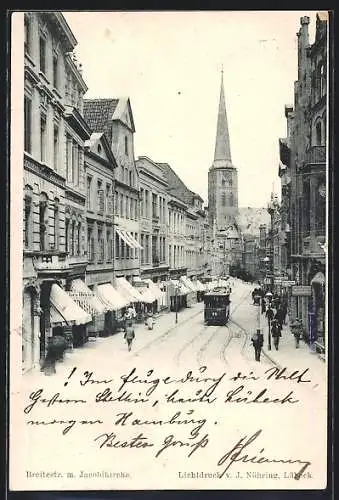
left=9, top=10, right=330, bottom=491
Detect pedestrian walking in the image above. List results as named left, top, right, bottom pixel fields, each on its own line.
left=266, top=306, right=274, bottom=323
left=275, top=307, right=285, bottom=331
left=146, top=313, right=155, bottom=330
left=124, top=324, right=135, bottom=351
left=271, top=319, right=281, bottom=350
left=261, top=297, right=266, bottom=315
left=291, top=318, right=302, bottom=348
left=251, top=329, right=264, bottom=361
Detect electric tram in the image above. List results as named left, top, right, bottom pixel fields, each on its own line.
left=203, top=287, right=231, bottom=325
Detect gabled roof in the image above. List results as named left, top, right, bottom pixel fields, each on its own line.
left=83, top=99, right=119, bottom=144
left=85, top=132, right=118, bottom=169
left=158, top=162, right=203, bottom=206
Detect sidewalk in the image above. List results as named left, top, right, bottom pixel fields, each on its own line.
left=23, top=300, right=205, bottom=383
left=259, top=312, right=326, bottom=376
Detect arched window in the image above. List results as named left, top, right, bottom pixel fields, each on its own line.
left=316, top=121, right=322, bottom=146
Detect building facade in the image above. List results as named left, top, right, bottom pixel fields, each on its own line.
left=23, top=12, right=91, bottom=371
left=279, top=13, right=327, bottom=348
left=83, top=98, right=141, bottom=283
left=136, top=156, right=169, bottom=283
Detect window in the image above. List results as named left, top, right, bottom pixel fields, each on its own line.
left=53, top=125, right=59, bottom=170
left=115, top=232, right=120, bottom=258
left=221, top=192, right=226, bottom=206
left=141, top=234, right=145, bottom=264
left=120, top=194, right=124, bottom=217
left=24, top=96, right=32, bottom=153
left=70, top=220, right=76, bottom=256
left=97, top=180, right=104, bottom=213
left=129, top=170, right=132, bottom=186
left=145, top=190, right=149, bottom=217
left=144, top=235, right=148, bottom=263
left=24, top=16, right=31, bottom=55
left=53, top=53, right=59, bottom=89
left=66, top=134, right=72, bottom=182
left=98, top=227, right=104, bottom=262
left=320, top=63, right=326, bottom=98
left=152, top=193, right=157, bottom=218
left=39, top=35, right=46, bottom=74
left=126, top=196, right=130, bottom=218
left=40, top=114, right=47, bottom=163
left=124, top=136, right=128, bottom=155
left=65, top=219, right=70, bottom=253
left=77, top=223, right=81, bottom=255
left=54, top=198, right=59, bottom=250
left=107, top=230, right=112, bottom=262
left=229, top=192, right=234, bottom=205
left=39, top=194, right=48, bottom=251
left=106, top=184, right=113, bottom=215
left=316, top=121, right=322, bottom=146
left=121, top=240, right=125, bottom=259
left=72, top=141, right=79, bottom=186
left=115, top=191, right=119, bottom=215
left=87, top=226, right=94, bottom=262
left=24, top=187, right=33, bottom=249
left=86, top=177, right=92, bottom=209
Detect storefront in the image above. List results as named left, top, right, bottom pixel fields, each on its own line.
left=49, top=283, right=92, bottom=349
left=180, top=276, right=197, bottom=306
left=311, top=271, right=325, bottom=348
left=96, top=283, right=129, bottom=334
left=68, top=279, right=107, bottom=339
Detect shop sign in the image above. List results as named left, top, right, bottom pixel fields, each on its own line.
left=282, top=280, right=296, bottom=287
left=292, top=285, right=312, bottom=296
left=133, top=281, right=149, bottom=288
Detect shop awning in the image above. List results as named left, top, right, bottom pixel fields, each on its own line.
left=133, top=277, right=156, bottom=303
left=195, top=280, right=206, bottom=291
left=97, top=283, right=129, bottom=311
left=144, top=278, right=165, bottom=301
left=116, top=227, right=142, bottom=249
left=180, top=276, right=198, bottom=292
left=69, top=279, right=107, bottom=316
left=311, top=272, right=325, bottom=286
left=170, top=279, right=190, bottom=296
left=116, top=277, right=144, bottom=302
left=50, top=284, right=92, bottom=326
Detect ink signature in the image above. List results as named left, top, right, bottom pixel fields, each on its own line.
left=217, top=429, right=311, bottom=480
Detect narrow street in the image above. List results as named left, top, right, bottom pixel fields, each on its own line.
left=17, top=279, right=327, bottom=490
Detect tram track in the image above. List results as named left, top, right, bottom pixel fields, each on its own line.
left=199, top=288, right=252, bottom=367
left=133, top=307, right=204, bottom=356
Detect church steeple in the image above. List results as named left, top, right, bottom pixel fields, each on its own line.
left=214, top=68, right=232, bottom=165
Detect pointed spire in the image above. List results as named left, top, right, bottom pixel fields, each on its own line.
left=214, top=68, right=232, bottom=163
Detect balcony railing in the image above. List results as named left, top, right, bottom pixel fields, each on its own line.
left=305, top=146, right=326, bottom=165
left=32, top=251, right=69, bottom=271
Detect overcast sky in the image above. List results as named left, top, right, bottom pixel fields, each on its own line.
left=63, top=10, right=318, bottom=208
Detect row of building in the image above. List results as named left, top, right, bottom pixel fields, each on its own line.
left=22, top=12, right=213, bottom=372
left=264, top=13, right=327, bottom=352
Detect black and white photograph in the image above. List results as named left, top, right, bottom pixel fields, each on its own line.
left=9, top=10, right=330, bottom=491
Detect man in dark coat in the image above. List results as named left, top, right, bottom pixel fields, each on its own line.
left=265, top=306, right=274, bottom=324
left=251, top=329, right=264, bottom=361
